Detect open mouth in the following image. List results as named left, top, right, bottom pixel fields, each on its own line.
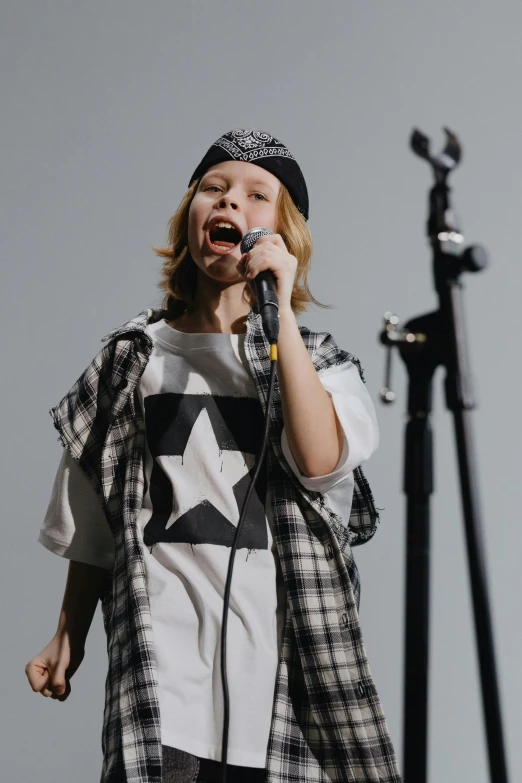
left=206, top=221, right=243, bottom=254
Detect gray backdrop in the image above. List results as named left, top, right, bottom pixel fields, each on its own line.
left=2, top=2, right=520, bottom=781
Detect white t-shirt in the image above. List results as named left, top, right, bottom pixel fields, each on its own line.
left=39, top=318, right=379, bottom=767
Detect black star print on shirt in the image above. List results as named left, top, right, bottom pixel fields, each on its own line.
left=142, top=393, right=268, bottom=550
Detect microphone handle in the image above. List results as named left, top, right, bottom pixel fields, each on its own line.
left=251, top=271, right=279, bottom=344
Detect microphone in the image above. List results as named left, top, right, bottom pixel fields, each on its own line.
left=240, top=227, right=279, bottom=344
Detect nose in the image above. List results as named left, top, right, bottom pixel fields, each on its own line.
left=217, top=196, right=238, bottom=211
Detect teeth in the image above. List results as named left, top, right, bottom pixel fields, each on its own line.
left=215, top=221, right=234, bottom=229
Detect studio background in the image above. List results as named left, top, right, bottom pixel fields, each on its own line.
left=2, top=2, right=519, bottom=781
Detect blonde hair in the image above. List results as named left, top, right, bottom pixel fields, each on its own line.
left=152, top=179, right=332, bottom=319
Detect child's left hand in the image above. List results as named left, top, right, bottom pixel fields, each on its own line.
left=236, top=234, right=297, bottom=313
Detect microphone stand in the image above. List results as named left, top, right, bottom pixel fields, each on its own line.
left=379, top=128, right=509, bottom=783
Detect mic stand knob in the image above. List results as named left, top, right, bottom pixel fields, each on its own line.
left=379, top=311, right=428, bottom=404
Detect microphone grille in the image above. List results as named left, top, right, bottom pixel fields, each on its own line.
left=240, top=227, right=274, bottom=255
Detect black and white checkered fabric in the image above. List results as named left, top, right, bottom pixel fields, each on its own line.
left=49, top=306, right=401, bottom=783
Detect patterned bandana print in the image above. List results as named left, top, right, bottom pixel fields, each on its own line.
left=188, top=129, right=310, bottom=220
left=212, top=130, right=295, bottom=159
left=49, top=305, right=400, bottom=783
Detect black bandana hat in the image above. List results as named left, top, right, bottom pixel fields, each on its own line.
left=188, top=129, right=309, bottom=221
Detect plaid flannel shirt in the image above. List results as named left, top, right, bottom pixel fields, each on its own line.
left=49, top=305, right=401, bottom=783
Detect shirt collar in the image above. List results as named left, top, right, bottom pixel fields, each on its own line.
left=100, top=305, right=262, bottom=344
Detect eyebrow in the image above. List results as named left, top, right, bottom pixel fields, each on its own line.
left=200, top=171, right=277, bottom=191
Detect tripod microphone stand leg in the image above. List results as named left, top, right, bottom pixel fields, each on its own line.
left=402, top=359, right=436, bottom=783
left=449, top=403, right=509, bottom=783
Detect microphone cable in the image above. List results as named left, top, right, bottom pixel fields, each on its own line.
left=220, top=227, right=280, bottom=783
left=220, top=352, right=277, bottom=783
